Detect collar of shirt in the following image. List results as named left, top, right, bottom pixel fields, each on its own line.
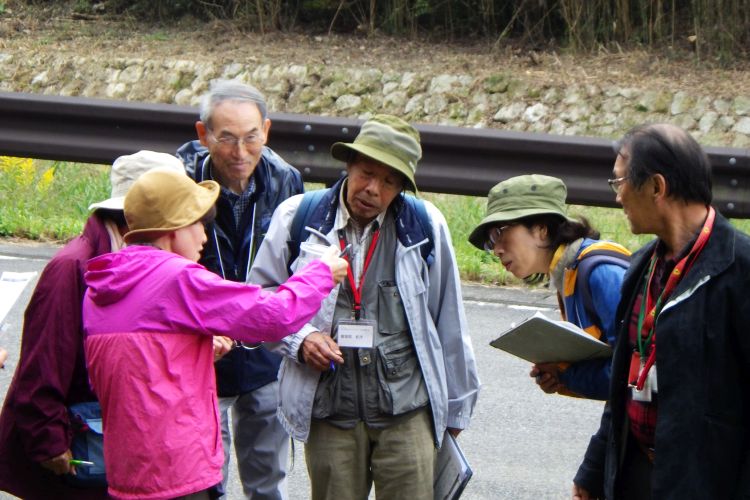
left=207, top=160, right=257, bottom=231
left=211, top=167, right=257, bottom=200
left=652, top=229, right=699, bottom=290
left=334, top=179, right=387, bottom=287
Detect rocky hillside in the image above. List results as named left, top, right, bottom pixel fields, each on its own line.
left=1, top=3, right=749, bottom=147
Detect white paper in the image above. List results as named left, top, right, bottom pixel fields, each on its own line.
left=0, top=271, right=37, bottom=326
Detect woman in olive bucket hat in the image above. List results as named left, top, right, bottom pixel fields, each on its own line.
left=469, top=174, right=631, bottom=401
left=81, top=169, right=348, bottom=500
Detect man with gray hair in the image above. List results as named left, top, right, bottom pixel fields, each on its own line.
left=177, top=79, right=302, bottom=499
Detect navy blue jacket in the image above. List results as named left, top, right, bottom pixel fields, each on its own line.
left=177, top=140, right=304, bottom=396
left=574, top=212, right=750, bottom=499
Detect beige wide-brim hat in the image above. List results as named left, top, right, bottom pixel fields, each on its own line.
left=331, top=114, right=422, bottom=192
left=123, top=169, right=220, bottom=244
left=468, top=174, right=572, bottom=249
left=89, top=150, right=186, bottom=211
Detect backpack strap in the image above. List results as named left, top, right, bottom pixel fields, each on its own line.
left=401, top=195, right=434, bottom=266
left=287, top=190, right=435, bottom=273
left=575, top=244, right=631, bottom=328
left=287, top=190, right=327, bottom=273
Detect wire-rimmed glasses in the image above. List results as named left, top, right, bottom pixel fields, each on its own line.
left=607, top=176, right=629, bottom=194
left=483, top=224, right=515, bottom=252
left=208, top=130, right=264, bottom=149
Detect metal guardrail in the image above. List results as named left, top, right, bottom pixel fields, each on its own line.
left=1, top=91, right=749, bottom=217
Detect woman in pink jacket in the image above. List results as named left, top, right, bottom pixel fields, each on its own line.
left=83, top=169, right=347, bottom=500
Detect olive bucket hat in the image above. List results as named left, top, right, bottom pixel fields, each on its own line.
left=331, top=114, right=422, bottom=192
left=123, top=169, right=220, bottom=244
left=468, top=174, right=571, bottom=250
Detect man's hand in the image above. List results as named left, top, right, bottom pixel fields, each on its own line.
left=301, top=332, right=343, bottom=371
left=212, top=336, right=233, bottom=361
left=40, top=449, right=74, bottom=476
left=530, top=363, right=564, bottom=394
left=572, top=482, right=595, bottom=500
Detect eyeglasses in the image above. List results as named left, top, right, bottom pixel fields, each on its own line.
left=607, top=176, right=629, bottom=194
left=208, top=130, right=264, bottom=149
left=483, top=224, right=515, bottom=252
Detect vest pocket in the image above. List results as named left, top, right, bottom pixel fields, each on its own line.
left=312, top=350, right=358, bottom=420
left=376, top=335, right=429, bottom=415
left=312, top=368, right=337, bottom=419
left=377, top=281, right=408, bottom=335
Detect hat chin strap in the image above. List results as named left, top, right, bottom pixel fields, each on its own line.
left=103, top=219, right=127, bottom=252
left=138, top=237, right=169, bottom=252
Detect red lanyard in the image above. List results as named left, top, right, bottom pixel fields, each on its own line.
left=340, top=229, right=380, bottom=320
left=633, top=206, right=715, bottom=389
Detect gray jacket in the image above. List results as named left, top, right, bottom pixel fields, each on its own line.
left=248, top=190, right=480, bottom=446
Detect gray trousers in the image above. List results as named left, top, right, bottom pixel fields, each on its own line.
left=218, top=381, right=290, bottom=500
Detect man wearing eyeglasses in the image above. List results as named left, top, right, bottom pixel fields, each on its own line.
left=572, top=123, right=750, bottom=500
left=177, top=80, right=303, bottom=500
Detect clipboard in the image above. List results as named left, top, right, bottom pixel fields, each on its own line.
left=434, top=430, right=473, bottom=500
left=489, top=311, right=612, bottom=364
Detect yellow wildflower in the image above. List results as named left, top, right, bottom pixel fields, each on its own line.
left=37, top=167, right=55, bottom=193
left=0, top=156, right=35, bottom=187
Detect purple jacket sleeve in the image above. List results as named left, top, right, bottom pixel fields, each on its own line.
left=12, top=241, right=92, bottom=461
left=10, top=217, right=108, bottom=463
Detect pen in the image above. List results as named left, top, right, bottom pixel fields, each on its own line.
left=329, top=360, right=336, bottom=372
left=339, top=244, right=352, bottom=258
left=70, top=459, right=95, bottom=467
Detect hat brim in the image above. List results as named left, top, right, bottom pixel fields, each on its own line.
left=123, top=181, right=220, bottom=244
left=331, top=142, right=418, bottom=192
left=89, top=196, right=125, bottom=212
left=468, top=208, right=570, bottom=250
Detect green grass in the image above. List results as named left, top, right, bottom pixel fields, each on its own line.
left=421, top=192, right=512, bottom=285
left=3, top=158, right=750, bottom=285
left=144, top=32, right=171, bottom=42
left=0, top=158, right=110, bottom=241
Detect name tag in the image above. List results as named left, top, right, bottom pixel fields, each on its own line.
left=629, top=356, right=657, bottom=403
left=336, top=319, right=376, bottom=348
left=632, top=381, right=652, bottom=402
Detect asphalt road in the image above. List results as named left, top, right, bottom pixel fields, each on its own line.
left=0, top=242, right=604, bottom=500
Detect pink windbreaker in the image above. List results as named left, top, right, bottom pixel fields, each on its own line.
left=83, top=245, right=334, bottom=499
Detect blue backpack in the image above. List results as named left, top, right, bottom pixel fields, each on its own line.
left=65, top=401, right=107, bottom=488
left=287, top=189, right=434, bottom=272
left=573, top=243, right=631, bottom=328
